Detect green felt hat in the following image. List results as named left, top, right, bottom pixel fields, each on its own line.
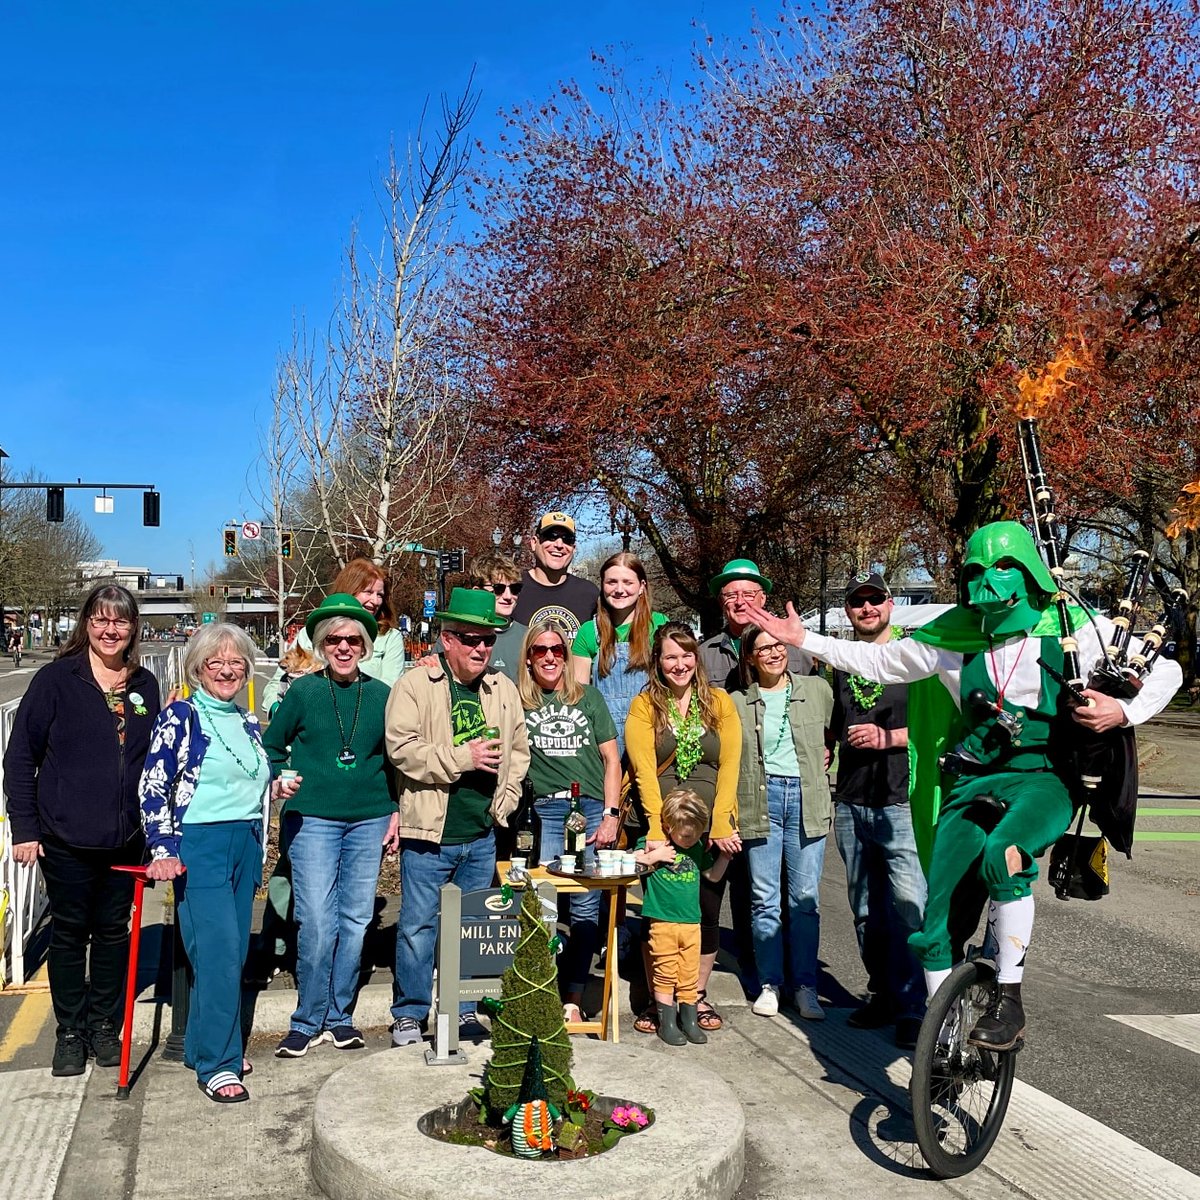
left=305, top=593, right=379, bottom=642
left=708, top=558, right=774, bottom=597
left=434, top=586, right=508, bottom=628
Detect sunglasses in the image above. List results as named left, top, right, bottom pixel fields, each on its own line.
left=847, top=593, right=889, bottom=609
left=529, top=643, right=567, bottom=660
left=538, top=530, right=576, bottom=546
left=488, top=582, right=523, bottom=596
left=323, top=634, right=364, bottom=648
left=447, top=631, right=498, bottom=648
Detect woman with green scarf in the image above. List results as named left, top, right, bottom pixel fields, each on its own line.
left=625, top=621, right=741, bottom=1032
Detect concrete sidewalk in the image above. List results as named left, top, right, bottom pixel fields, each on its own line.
left=43, top=961, right=1200, bottom=1200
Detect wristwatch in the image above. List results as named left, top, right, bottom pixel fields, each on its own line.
left=603, top=807, right=621, bottom=818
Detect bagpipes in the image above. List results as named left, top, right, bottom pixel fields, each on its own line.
left=1016, top=416, right=1186, bottom=896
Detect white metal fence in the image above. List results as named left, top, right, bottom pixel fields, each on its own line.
left=0, top=644, right=185, bottom=988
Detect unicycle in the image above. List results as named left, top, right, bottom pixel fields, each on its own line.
left=909, top=955, right=1020, bottom=1178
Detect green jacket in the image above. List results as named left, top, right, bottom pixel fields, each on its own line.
left=730, top=673, right=834, bottom=840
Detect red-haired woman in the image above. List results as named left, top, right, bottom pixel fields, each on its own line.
left=572, top=552, right=668, bottom=758
left=262, top=558, right=405, bottom=712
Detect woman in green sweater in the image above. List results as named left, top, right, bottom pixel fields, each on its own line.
left=263, top=594, right=399, bottom=1058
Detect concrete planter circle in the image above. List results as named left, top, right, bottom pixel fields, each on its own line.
left=311, top=1038, right=745, bottom=1200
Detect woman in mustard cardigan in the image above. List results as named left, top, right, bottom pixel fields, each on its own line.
left=625, top=621, right=741, bottom=1032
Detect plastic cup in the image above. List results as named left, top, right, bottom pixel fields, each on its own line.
left=559, top=854, right=576, bottom=874
left=509, top=856, right=527, bottom=873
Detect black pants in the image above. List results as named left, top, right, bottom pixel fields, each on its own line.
left=39, top=835, right=142, bottom=1036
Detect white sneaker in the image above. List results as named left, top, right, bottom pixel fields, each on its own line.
left=795, top=986, right=825, bottom=1021
left=752, top=984, right=780, bottom=1017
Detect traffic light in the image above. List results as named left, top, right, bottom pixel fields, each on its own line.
left=281, top=530, right=293, bottom=559
left=222, top=585, right=230, bottom=598
left=143, top=490, right=161, bottom=527
left=209, top=585, right=216, bottom=598
left=46, top=487, right=65, bottom=523
left=223, top=529, right=237, bottom=557
left=244, top=586, right=252, bottom=599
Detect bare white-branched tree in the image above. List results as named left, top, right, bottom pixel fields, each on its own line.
left=276, top=78, right=480, bottom=573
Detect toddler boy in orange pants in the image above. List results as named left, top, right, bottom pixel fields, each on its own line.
left=636, top=788, right=730, bottom=1046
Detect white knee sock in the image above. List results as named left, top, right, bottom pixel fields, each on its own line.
left=988, top=895, right=1034, bottom=984
left=924, top=967, right=952, bottom=999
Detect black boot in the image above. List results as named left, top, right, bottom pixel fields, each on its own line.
left=968, top=983, right=1025, bottom=1051
left=677, top=1002, right=708, bottom=1045
left=656, top=1001, right=686, bottom=1047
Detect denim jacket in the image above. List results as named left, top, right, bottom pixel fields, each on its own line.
left=138, top=699, right=270, bottom=861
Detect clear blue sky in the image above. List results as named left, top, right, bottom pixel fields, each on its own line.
left=1, top=0, right=758, bottom=581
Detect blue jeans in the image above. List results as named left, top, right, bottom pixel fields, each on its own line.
left=744, top=775, right=826, bottom=989
left=593, top=642, right=646, bottom=761
left=285, top=811, right=391, bottom=1035
left=176, top=820, right=261, bottom=1082
left=835, top=801, right=928, bottom=1019
left=392, top=829, right=496, bottom=1022
left=536, top=794, right=603, bottom=993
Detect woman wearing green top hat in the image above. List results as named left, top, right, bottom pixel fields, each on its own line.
left=263, top=594, right=400, bottom=1059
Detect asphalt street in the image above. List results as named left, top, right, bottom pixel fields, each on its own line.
left=1, top=657, right=1197, bottom=1196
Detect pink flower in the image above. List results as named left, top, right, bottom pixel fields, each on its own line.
left=611, top=1106, right=631, bottom=1127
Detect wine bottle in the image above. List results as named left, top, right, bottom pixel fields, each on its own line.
left=564, top=780, right=587, bottom=870
left=515, top=780, right=539, bottom=867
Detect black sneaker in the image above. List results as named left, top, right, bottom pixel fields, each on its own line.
left=274, top=1029, right=330, bottom=1058
left=895, top=1016, right=923, bottom=1050
left=52, top=1031, right=89, bottom=1077
left=846, top=995, right=894, bottom=1029
left=458, top=1012, right=487, bottom=1043
left=89, top=1020, right=122, bottom=1068
left=328, top=1025, right=365, bottom=1049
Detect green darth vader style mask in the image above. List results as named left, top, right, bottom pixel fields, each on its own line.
left=961, top=522, right=1054, bottom=638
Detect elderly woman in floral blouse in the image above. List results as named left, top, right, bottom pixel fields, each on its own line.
left=140, top=623, right=274, bottom=1103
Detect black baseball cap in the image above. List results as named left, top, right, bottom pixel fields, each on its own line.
left=844, top=571, right=892, bottom=603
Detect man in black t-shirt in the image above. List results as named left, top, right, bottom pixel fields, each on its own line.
left=510, top=511, right=599, bottom=638
left=829, top=572, right=927, bottom=1049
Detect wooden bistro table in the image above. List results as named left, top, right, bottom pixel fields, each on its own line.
left=496, top=860, right=638, bottom=1043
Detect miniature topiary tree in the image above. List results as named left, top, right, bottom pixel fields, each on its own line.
left=482, top=883, right=573, bottom=1120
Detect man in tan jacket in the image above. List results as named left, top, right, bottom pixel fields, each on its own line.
left=385, top=588, right=530, bottom=1047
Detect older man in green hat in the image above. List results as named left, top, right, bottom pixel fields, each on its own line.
left=385, top=587, right=531, bottom=1048
left=700, top=558, right=811, bottom=691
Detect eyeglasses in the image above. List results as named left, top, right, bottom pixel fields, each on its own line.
left=447, top=631, right=498, bottom=649
left=721, top=589, right=763, bottom=604
left=323, top=634, right=365, bottom=649
left=489, top=582, right=523, bottom=596
left=204, top=659, right=247, bottom=676
left=847, top=593, right=889, bottom=609
left=529, top=643, right=567, bottom=660
left=753, top=642, right=788, bottom=658
left=537, top=531, right=576, bottom=546
left=89, top=615, right=133, bottom=631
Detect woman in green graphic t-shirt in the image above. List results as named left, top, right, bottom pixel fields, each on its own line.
left=518, top=619, right=621, bottom=1024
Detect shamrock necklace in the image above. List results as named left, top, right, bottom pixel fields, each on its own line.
left=668, top=692, right=704, bottom=781
left=204, top=704, right=263, bottom=779
left=327, top=670, right=363, bottom=769
left=846, top=675, right=884, bottom=711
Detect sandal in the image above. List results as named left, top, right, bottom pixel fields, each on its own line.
left=199, top=1071, right=250, bottom=1104
left=241, top=1059, right=253, bottom=1077
left=633, top=1004, right=659, bottom=1034
left=696, top=992, right=723, bottom=1031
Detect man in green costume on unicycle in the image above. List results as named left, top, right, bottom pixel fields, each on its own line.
left=749, top=521, right=1181, bottom=1049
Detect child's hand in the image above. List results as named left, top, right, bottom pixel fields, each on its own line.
left=643, top=843, right=678, bottom=866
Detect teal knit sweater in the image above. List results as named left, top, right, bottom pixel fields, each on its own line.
left=262, top=671, right=396, bottom=821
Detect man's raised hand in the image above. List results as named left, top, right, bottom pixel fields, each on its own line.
left=743, top=599, right=808, bottom=648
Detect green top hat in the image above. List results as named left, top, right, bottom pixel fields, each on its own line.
left=305, top=593, right=379, bottom=642
left=708, top=558, right=774, bottom=597
left=435, top=586, right=508, bottom=628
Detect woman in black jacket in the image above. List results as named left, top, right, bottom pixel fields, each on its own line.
left=3, top=584, right=160, bottom=1076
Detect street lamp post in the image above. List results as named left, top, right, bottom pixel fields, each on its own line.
left=0, top=445, right=9, bottom=646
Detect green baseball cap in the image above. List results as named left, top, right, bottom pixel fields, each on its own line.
left=709, top=558, right=773, bottom=597
left=434, top=586, right=508, bottom=628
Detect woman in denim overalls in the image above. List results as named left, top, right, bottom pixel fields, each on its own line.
left=571, top=553, right=668, bottom=759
